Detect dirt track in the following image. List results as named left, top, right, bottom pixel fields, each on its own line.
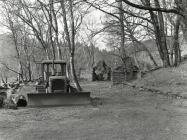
left=0, top=82, right=187, bottom=140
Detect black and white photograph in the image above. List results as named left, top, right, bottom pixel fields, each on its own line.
left=0, top=0, right=187, bottom=139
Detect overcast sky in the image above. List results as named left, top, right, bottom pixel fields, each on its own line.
left=0, top=6, right=107, bottom=49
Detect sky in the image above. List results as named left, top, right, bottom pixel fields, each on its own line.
left=0, top=26, right=8, bottom=33
left=0, top=2, right=10, bottom=34
left=0, top=4, right=107, bottom=49
left=81, top=9, right=107, bottom=49
left=0, top=15, right=6, bottom=33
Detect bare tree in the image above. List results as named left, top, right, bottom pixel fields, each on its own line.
left=118, top=0, right=127, bottom=63
left=120, top=0, right=187, bottom=66
left=60, top=0, right=82, bottom=91
left=84, top=0, right=184, bottom=67
left=1, top=3, right=24, bottom=82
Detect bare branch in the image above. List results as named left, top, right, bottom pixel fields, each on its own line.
left=121, top=0, right=183, bottom=16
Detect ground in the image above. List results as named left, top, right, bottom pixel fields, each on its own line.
left=2, top=62, right=187, bottom=140
left=0, top=81, right=187, bottom=140
left=133, top=62, right=187, bottom=98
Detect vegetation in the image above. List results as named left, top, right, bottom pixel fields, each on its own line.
left=0, top=0, right=186, bottom=90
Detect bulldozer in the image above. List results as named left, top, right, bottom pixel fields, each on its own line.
left=27, top=60, right=91, bottom=107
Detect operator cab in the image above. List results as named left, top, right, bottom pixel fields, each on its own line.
left=41, top=60, right=67, bottom=81
left=37, top=60, right=69, bottom=93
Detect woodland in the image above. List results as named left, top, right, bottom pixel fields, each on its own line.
left=0, top=0, right=186, bottom=90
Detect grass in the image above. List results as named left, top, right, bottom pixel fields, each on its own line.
left=1, top=64, right=187, bottom=139
left=133, top=62, right=187, bottom=98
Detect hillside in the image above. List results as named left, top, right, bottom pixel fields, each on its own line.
left=132, top=60, right=187, bottom=98
left=127, top=36, right=187, bottom=54
left=0, top=34, right=18, bottom=81
left=0, top=34, right=16, bottom=60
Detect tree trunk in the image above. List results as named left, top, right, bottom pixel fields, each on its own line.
left=173, top=16, right=181, bottom=66
left=170, top=47, right=174, bottom=66
left=49, top=0, right=56, bottom=60
left=18, top=62, right=24, bottom=83
left=70, top=55, right=82, bottom=91
left=144, top=0, right=170, bottom=67
left=27, top=62, right=32, bottom=81
left=139, top=43, right=158, bottom=67
left=69, top=0, right=82, bottom=91
left=175, top=0, right=187, bottom=43
left=61, top=0, right=82, bottom=91
left=51, top=0, right=62, bottom=60
left=118, top=0, right=127, bottom=61
left=130, top=36, right=158, bottom=67
left=155, top=0, right=170, bottom=67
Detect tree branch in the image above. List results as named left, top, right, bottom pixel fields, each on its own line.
left=0, top=62, right=21, bottom=75
left=121, top=0, right=183, bottom=16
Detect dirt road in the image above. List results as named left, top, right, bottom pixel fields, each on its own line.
left=0, top=82, right=187, bottom=140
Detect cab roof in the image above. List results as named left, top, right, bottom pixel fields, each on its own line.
left=41, top=60, right=67, bottom=64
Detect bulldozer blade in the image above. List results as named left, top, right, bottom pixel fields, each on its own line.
left=27, top=92, right=91, bottom=107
